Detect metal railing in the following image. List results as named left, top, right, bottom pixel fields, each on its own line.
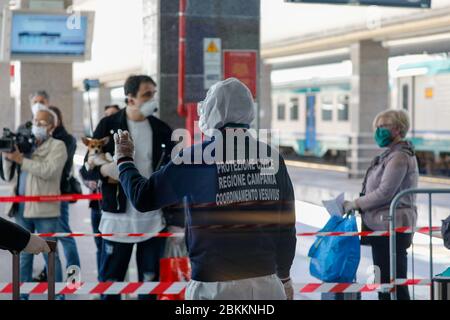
left=389, top=188, right=450, bottom=300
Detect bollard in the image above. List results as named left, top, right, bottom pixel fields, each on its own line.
left=12, top=250, right=20, bottom=301
left=46, top=241, right=57, bottom=301
left=432, top=276, right=450, bottom=300
left=11, top=240, right=57, bottom=300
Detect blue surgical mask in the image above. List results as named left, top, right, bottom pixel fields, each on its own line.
left=374, top=127, right=393, bottom=148
left=32, top=125, right=49, bottom=141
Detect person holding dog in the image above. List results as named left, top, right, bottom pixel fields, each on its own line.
left=80, top=75, right=176, bottom=300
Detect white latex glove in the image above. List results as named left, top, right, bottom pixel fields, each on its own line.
left=282, top=278, right=294, bottom=300
left=23, top=234, right=51, bottom=255
left=113, top=129, right=135, bottom=163
left=343, top=200, right=358, bottom=214
left=100, top=162, right=120, bottom=180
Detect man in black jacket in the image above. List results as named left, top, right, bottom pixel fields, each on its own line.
left=0, top=217, right=50, bottom=254
left=80, top=75, right=177, bottom=300
left=80, top=104, right=121, bottom=281
left=33, top=106, right=80, bottom=282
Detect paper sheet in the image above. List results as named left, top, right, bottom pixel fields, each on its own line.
left=322, top=193, right=345, bottom=217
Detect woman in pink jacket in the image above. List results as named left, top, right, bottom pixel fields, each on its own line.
left=344, top=109, right=419, bottom=300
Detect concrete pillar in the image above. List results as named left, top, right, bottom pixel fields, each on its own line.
left=259, top=62, right=272, bottom=130
left=72, top=89, right=84, bottom=139
left=0, top=1, right=14, bottom=131
left=0, top=63, right=13, bottom=131
left=142, top=0, right=159, bottom=81
left=98, top=86, right=112, bottom=114
left=15, top=0, right=75, bottom=131
left=20, top=62, right=74, bottom=131
left=348, top=40, right=389, bottom=179
left=142, top=0, right=260, bottom=130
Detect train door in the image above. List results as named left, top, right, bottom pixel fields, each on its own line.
left=305, top=94, right=317, bottom=152
left=397, top=76, right=414, bottom=135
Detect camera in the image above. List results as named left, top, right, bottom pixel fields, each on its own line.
left=0, top=122, right=36, bottom=154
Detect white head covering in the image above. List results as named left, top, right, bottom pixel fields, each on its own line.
left=198, top=78, right=255, bottom=134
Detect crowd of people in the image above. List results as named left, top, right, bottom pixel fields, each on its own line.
left=0, top=75, right=419, bottom=301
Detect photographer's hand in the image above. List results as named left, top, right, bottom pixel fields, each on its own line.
left=5, top=146, right=24, bottom=165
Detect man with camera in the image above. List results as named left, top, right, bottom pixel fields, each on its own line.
left=0, top=108, right=67, bottom=298
left=31, top=106, right=81, bottom=284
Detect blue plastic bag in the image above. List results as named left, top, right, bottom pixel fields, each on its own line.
left=308, top=215, right=361, bottom=283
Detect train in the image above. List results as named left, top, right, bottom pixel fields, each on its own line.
left=271, top=58, right=450, bottom=177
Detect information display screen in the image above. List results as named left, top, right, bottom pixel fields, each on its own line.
left=10, top=13, right=88, bottom=56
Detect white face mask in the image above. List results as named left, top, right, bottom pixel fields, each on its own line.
left=139, top=100, right=158, bottom=117
left=32, top=125, right=48, bottom=141
left=31, top=103, right=47, bottom=117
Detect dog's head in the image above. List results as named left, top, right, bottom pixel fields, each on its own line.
left=82, top=137, right=109, bottom=155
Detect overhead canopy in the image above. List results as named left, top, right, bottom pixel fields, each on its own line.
left=72, top=0, right=450, bottom=84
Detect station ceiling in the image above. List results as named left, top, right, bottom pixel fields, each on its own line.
left=72, top=0, right=450, bottom=83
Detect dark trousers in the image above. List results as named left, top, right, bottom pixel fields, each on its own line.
left=90, top=208, right=103, bottom=280
left=369, top=233, right=413, bottom=300
left=99, top=236, right=166, bottom=300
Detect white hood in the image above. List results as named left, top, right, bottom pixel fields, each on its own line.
left=198, top=78, right=255, bottom=134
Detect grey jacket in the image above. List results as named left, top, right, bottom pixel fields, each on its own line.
left=356, top=141, right=419, bottom=231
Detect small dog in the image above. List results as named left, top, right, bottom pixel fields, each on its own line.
left=82, top=137, right=114, bottom=171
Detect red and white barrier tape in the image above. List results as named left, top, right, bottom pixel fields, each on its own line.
left=0, top=194, right=439, bottom=238
left=0, top=279, right=431, bottom=295
left=0, top=194, right=102, bottom=203
left=34, top=226, right=441, bottom=238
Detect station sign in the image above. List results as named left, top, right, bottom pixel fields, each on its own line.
left=203, top=38, right=222, bottom=90
left=223, top=50, right=258, bottom=99
left=285, top=0, right=431, bottom=8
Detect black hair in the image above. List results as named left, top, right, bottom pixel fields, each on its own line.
left=30, top=90, right=50, bottom=102
left=104, top=104, right=120, bottom=112
left=124, top=75, right=157, bottom=98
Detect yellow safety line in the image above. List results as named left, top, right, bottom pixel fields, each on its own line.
left=285, top=160, right=348, bottom=173
left=419, top=176, right=450, bottom=186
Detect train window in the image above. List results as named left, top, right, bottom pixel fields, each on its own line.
left=337, top=95, right=349, bottom=121
left=290, top=98, right=299, bottom=120
left=321, top=96, right=333, bottom=122
left=402, top=84, right=409, bottom=111
left=277, top=103, right=286, bottom=120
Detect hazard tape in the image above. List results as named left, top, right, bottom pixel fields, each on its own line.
left=296, top=226, right=441, bottom=238
left=0, top=194, right=102, bottom=203
left=33, top=226, right=441, bottom=239
left=297, top=278, right=431, bottom=293
left=0, top=279, right=431, bottom=295
left=0, top=194, right=439, bottom=238
left=35, top=232, right=181, bottom=238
